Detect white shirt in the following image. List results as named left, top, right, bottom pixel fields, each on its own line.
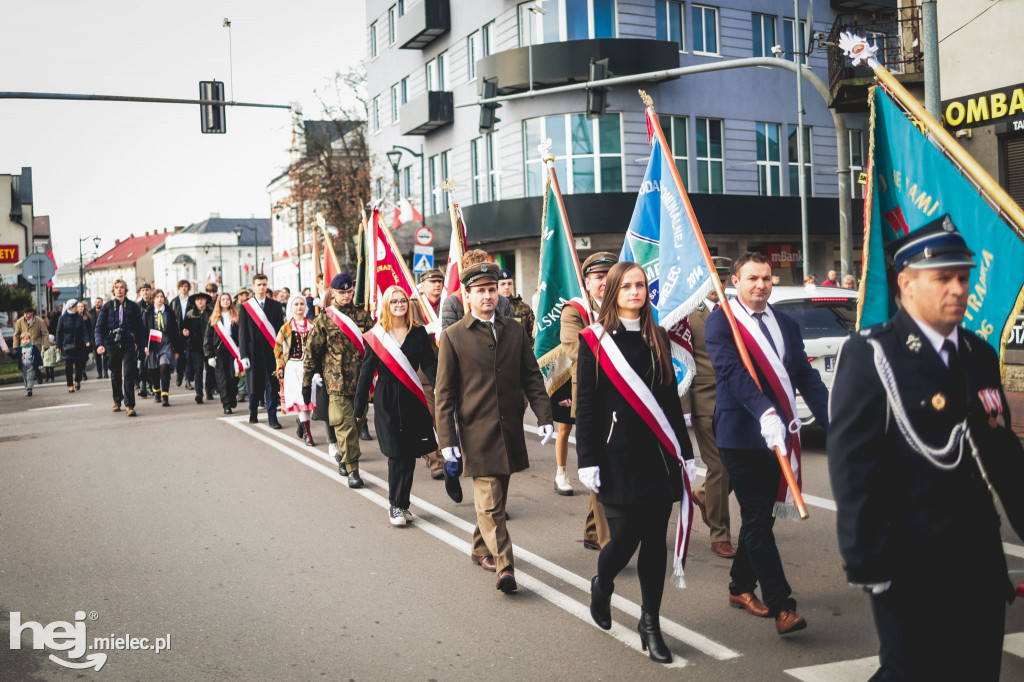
left=909, top=313, right=959, bottom=367
left=254, top=296, right=267, bottom=309
left=737, top=300, right=786, bottom=362
left=221, top=312, right=232, bottom=327
left=177, top=295, right=189, bottom=318
left=472, top=312, right=497, bottom=340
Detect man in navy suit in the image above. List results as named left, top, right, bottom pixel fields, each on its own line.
left=705, top=252, right=829, bottom=635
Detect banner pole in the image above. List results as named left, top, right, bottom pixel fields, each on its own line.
left=640, top=89, right=808, bottom=520
left=544, top=151, right=588, bottom=315
left=442, top=178, right=469, bottom=314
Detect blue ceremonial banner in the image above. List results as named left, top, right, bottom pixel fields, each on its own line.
left=621, top=123, right=715, bottom=393
left=861, top=85, right=1024, bottom=354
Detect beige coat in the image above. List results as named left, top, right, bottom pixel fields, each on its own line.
left=682, top=302, right=717, bottom=418
left=435, top=314, right=552, bottom=477
left=13, top=315, right=49, bottom=349
left=559, top=296, right=597, bottom=418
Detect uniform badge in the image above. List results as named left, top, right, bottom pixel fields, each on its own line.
left=906, top=334, right=922, bottom=353
left=931, top=393, right=946, bottom=411
left=977, top=388, right=1006, bottom=428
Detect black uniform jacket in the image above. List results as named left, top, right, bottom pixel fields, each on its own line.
left=184, top=308, right=211, bottom=353
left=204, top=316, right=239, bottom=360
left=238, top=297, right=284, bottom=370
left=353, top=325, right=438, bottom=460
left=827, top=308, right=1024, bottom=599
left=576, top=325, right=692, bottom=507
left=142, top=306, right=180, bottom=367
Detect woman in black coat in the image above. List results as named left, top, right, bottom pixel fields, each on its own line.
left=204, top=292, right=241, bottom=414
left=575, top=262, right=693, bottom=664
left=56, top=300, right=89, bottom=391
left=143, top=289, right=180, bottom=407
left=354, top=285, right=438, bottom=527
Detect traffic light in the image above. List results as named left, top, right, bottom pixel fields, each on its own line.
left=479, top=79, right=501, bottom=133
left=199, top=80, right=226, bottom=134
left=586, top=58, right=610, bottom=120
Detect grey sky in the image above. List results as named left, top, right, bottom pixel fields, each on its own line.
left=1, top=1, right=366, bottom=263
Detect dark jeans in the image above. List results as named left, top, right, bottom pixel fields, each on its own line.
left=248, top=368, right=280, bottom=422
left=65, top=358, right=85, bottom=386
left=189, top=350, right=208, bottom=398
left=94, top=349, right=108, bottom=378
left=108, top=348, right=138, bottom=407
left=213, top=353, right=238, bottom=409
left=597, top=502, right=672, bottom=617
left=387, top=457, right=416, bottom=509
left=719, top=447, right=795, bottom=616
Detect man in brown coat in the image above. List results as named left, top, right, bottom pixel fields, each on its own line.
left=684, top=259, right=735, bottom=558
left=560, top=251, right=617, bottom=550
left=435, top=262, right=554, bottom=593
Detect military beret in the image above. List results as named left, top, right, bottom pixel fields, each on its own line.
left=330, top=273, right=354, bottom=291
left=418, top=268, right=444, bottom=283
left=498, top=268, right=513, bottom=281
left=582, top=251, right=617, bottom=276
left=461, top=262, right=500, bottom=288
left=886, top=214, right=976, bottom=273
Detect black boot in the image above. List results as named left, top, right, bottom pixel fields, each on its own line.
left=590, top=576, right=613, bottom=630
left=360, top=421, right=372, bottom=440
left=296, top=418, right=303, bottom=439
left=637, top=609, right=672, bottom=663
left=302, top=421, right=315, bottom=446
left=162, top=393, right=170, bottom=407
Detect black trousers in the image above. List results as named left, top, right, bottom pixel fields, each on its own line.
left=212, top=353, right=237, bottom=408
left=150, top=364, right=172, bottom=393
left=94, top=348, right=108, bottom=377
left=597, top=501, right=673, bottom=617
left=387, top=457, right=416, bottom=509
left=248, top=366, right=280, bottom=420
left=189, top=350, right=209, bottom=398
left=64, top=358, right=85, bottom=386
left=107, top=348, right=137, bottom=407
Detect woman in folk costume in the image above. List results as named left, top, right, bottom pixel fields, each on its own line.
left=143, top=289, right=180, bottom=407
left=353, top=285, right=438, bottom=527
left=575, top=262, right=695, bottom=664
left=204, top=292, right=242, bottom=414
left=275, top=295, right=316, bottom=445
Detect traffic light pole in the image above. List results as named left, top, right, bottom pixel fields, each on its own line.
left=0, top=91, right=291, bottom=109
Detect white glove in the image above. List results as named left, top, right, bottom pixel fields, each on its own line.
left=538, top=424, right=554, bottom=445
left=684, top=413, right=693, bottom=428
left=855, top=581, right=892, bottom=595
left=442, top=446, right=462, bottom=463
left=578, top=466, right=601, bottom=493
left=240, top=357, right=251, bottom=370
left=312, top=373, right=323, bottom=388
left=683, top=459, right=697, bottom=487
left=759, top=409, right=787, bottom=455
left=208, top=357, right=217, bottom=368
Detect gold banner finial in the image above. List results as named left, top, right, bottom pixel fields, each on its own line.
left=638, top=89, right=653, bottom=107
left=441, top=178, right=455, bottom=193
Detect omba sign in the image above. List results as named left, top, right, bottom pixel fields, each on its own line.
left=943, top=83, right=1024, bottom=130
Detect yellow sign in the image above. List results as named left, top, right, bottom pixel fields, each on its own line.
left=942, top=83, right=1024, bottom=130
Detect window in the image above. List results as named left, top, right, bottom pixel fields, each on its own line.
left=788, top=125, right=813, bottom=197
left=655, top=1, right=684, bottom=51
left=691, top=5, right=719, bottom=55
left=518, top=0, right=616, bottom=46
left=390, top=84, right=400, bottom=124
left=752, top=13, right=776, bottom=58
left=695, top=117, right=723, bottom=193
left=400, top=77, right=408, bottom=105
left=375, top=178, right=384, bottom=200
left=398, top=0, right=405, bottom=16
left=402, top=166, right=413, bottom=201
left=482, top=21, right=495, bottom=56
left=388, top=5, right=397, bottom=45
left=370, top=21, right=378, bottom=58
left=756, top=122, right=782, bottom=196
left=849, top=129, right=864, bottom=199
left=425, top=59, right=437, bottom=90
left=783, top=18, right=807, bottom=64
left=658, top=115, right=689, bottom=189
left=372, top=95, right=381, bottom=133
left=523, top=113, right=622, bottom=197
left=487, top=133, right=501, bottom=201
left=467, top=31, right=479, bottom=81
left=429, top=155, right=441, bottom=214
left=438, top=51, right=449, bottom=90
left=471, top=137, right=487, bottom=202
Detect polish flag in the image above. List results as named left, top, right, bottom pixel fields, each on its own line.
left=282, top=249, right=300, bottom=268
left=149, top=329, right=163, bottom=343
left=391, top=199, right=423, bottom=229
left=440, top=204, right=468, bottom=312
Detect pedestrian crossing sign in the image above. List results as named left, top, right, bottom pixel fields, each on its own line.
left=413, top=253, right=434, bottom=273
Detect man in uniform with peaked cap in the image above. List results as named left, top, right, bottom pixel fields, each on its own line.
left=828, top=215, right=1024, bottom=680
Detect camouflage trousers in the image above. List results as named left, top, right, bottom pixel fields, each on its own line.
left=329, top=394, right=360, bottom=472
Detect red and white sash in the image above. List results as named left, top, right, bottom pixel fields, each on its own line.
left=243, top=299, right=278, bottom=349
left=325, top=307, right=365, bottom=356
left=364, top=325, right=429, bottom=412
left=214, top=320, right=245, bottom=372
left=728, top=300, right=802, bottom=519
left=565, top=296, right=596, bottom=324
left=580, top=323, right=693, bottom=588
left=148, top=329, right=163, bottom=344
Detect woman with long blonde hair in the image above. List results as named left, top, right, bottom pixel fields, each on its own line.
left=204, top=292, right=241, bottom=414
left=354, top=285, right=438, bottom=526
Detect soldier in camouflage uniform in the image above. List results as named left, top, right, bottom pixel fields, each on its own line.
left=497, top=268, right=535, bottom=349
left=302, top=273, right=373, bottom=488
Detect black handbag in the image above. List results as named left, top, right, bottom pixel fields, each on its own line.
left=313, top=381, right=330, bottom=421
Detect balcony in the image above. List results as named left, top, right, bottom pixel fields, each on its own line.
left=396, top=0, right=449, bottom=50
left=827, top=5, right=923, bottom=113
left=476, top=39, right=680, bottom=95
left=399, top=90, right=453, bottom=136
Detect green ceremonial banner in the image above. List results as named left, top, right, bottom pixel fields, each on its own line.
left=354, top=216, right=367, bottom=308
left=535, top=171, right=585, bottom=394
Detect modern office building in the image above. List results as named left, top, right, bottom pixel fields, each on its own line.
left=365, top=0, right=893, bottom=292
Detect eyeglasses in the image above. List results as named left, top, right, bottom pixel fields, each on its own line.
left=390, top=299, right=409, bottom=306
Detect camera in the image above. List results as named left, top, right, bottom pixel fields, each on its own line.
left=107, top=327, right=125, bottom=350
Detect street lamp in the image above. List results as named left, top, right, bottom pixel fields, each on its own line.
left=234, top=224, right=259, bottom=279
left=78, top=235, right=101, bottom=300
left=385, top=149, right=403, bottom=204
left=272, top=202, right=302, bottom=292
left=202, top=242, right=225, bottom=289
left=388, top=145, right=426, bottom=222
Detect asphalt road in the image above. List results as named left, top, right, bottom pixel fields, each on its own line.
left=2, top=377, right=1023, bottom=681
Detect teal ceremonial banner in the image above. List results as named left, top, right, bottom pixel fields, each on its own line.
left=861, top=85, right=1024, bottom=354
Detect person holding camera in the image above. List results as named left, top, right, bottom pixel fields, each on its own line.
left=94, top=279, right=146, bottom=417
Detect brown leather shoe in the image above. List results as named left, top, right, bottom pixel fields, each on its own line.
left=711, top=541, right=736, bottom=558
left=471, top=554, right=496, bottom=572
left=693, top=495, right=711, bottom=528
left=112, top=402, right=121, bottom=412
left=729, top=592, right=770, bottom=617
left=430, top=468, right=445, bottom=480
left=125, top=407, right=137, bottom=417
left=496, top=569, right=517, bottom=593
left=775, top=609, right=807, bottom=634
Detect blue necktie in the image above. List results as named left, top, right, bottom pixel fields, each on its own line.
left=752, top=312, right=779, bottom=357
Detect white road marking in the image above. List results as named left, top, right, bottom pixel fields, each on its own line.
left=29, top=402, right=91, bottom=411
left=0, top=381, right=72, bottom=392
left=224, top=418, right=722, bottom=666
left=1005, top=632, right=1024, bottom=658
